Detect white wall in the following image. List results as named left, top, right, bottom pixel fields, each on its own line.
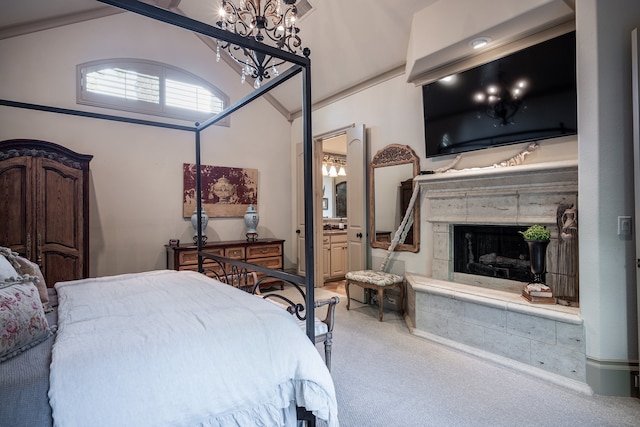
left=292, top=72, right=578, bottom=275
left=0, top=13, right=294, bottom=277
left=576, top=0, right=640, bottom=395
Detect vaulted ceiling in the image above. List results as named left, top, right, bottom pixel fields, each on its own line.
left=0, top=0, right=575, bottom=120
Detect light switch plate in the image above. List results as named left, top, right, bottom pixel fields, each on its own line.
left=618, top=216, right=632, bottom=236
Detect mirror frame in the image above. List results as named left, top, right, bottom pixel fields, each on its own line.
left=369, top=144, right=420, bottom=253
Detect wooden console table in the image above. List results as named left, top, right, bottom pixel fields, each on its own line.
left=166, top=239, right=284, bottom=287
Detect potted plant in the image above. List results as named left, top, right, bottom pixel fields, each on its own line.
left=520, top=225, right=550, bottom=284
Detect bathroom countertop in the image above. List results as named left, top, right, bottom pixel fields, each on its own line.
left=323, top=230, right=347, bottom=235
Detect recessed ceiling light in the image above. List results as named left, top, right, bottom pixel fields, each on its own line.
left=470, top=37, right=491, bottom=50
left=438, top=75, right=457, bottom=85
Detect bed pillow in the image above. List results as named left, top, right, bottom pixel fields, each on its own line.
left=15, top=256, right=49, bottom=308
left=0, top=278, right=52, bottom=362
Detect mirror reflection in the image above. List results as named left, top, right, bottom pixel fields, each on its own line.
left=369, top=144, right=420, bottom=252
left=322, top=151, right=347, bottom=219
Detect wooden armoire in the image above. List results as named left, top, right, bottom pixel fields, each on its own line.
left=0, top=139, right=92, bottom=287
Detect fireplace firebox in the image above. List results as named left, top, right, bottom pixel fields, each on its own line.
left=453, top=225, right=533, bottom=282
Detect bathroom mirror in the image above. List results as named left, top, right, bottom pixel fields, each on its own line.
left=369, top=144, right=420, bottom=252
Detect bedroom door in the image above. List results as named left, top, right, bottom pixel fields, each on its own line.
left=0, top=140, right=92, bottom=286
left=346, top=124, right=367, bottom=273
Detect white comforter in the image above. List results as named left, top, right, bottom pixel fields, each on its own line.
left=49, top=270, right=338, bottom=427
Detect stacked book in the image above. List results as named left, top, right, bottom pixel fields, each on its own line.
left=522, top=283, right=556, bottom=304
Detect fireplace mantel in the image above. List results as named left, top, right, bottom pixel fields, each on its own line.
left=415, top=160, right=578, bottom=226
left=416, top=160, right=578, bottom=293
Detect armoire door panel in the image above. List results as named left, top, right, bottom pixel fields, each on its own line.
left=0, top=157, right=35, bottom=255
left=43, top=250, right=80, bottom=288
left=38, top=159, right=85, bottom=285
left=39, top=160, right=83, bottom=251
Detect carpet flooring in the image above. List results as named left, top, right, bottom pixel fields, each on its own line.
left=303, top=284, right=640, bottom=427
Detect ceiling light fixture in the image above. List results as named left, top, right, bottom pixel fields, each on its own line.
left=470, top=37, right=491, bottom=50
left=215, top=0, right=305, bottom=88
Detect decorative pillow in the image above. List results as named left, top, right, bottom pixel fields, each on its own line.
left=0, top=279, right=52, bottom=362
left=15, top=256, right=49, bottom=308
left=0, top=254, right=20, bottom=282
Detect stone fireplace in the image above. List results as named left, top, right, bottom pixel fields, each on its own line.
left=425, top=160, right=579, bottom=299
left=405, top=160, right=586, bottom=388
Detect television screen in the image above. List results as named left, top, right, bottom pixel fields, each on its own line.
left=423, top=31, right=577, bottom=158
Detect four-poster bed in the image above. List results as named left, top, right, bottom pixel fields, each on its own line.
left=0, top=0, right=336, bottom=425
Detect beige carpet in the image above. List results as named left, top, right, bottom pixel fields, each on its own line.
left=274, top=284, right=640, bottom=427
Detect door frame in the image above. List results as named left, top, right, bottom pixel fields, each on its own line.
left=311, top=124, right=365, bottom=286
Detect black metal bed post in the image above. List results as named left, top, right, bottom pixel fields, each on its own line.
left=302, top=54, right=315, bottom=342
left=195, top=126, right=203, bottom=272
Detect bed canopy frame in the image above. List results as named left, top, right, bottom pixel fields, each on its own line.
left=0, top=0, right=316, bottom=340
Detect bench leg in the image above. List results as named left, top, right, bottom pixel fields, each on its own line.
left=324, top=332, right=332, bottom=372
left=377, top=287, right=384, bottom=321
left=345, top=280, right=351, bottom=311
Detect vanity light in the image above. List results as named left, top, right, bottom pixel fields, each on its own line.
left=470, top=37, right=491, bottom=50
left=322, top=153, right=346, bottom=178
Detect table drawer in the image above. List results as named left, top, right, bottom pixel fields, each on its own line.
left=179, top=248, right=223, bottom=265
left=246, top=244, right=282, bottom=259
left=250, top=256, right=282, bottom=270
left=224, top=246, right=245, bottom=259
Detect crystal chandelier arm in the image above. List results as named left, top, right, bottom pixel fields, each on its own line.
left=214, top=0, right=306, bottom=83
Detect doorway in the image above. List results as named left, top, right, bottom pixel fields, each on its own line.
left=296, top=125, right=367, bottom=288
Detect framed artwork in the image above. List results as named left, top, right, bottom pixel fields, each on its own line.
left=183, top=163, right=258, bottom=218
left=322, top=198, right=328, bottom=210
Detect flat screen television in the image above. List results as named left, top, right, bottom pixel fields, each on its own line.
left=422, top=31, right=577, bottom=158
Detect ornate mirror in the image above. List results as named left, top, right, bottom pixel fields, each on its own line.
left=369, top=144, right=420, bottom=252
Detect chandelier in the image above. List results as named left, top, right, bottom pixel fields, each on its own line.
left=215, top=0, right=302, bottom=88
left=474, top=73, right=528, bottom=126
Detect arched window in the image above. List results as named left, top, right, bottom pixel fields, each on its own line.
left=77, top=59, right=229, bottom=125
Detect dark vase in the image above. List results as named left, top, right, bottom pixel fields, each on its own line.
left=526, top=239, right=549, bottom=284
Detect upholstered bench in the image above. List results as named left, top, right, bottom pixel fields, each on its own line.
left=345, top=270, right=404, bottom=321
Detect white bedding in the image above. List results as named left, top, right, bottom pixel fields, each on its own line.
left=49, top=270, right=338, bottom=427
